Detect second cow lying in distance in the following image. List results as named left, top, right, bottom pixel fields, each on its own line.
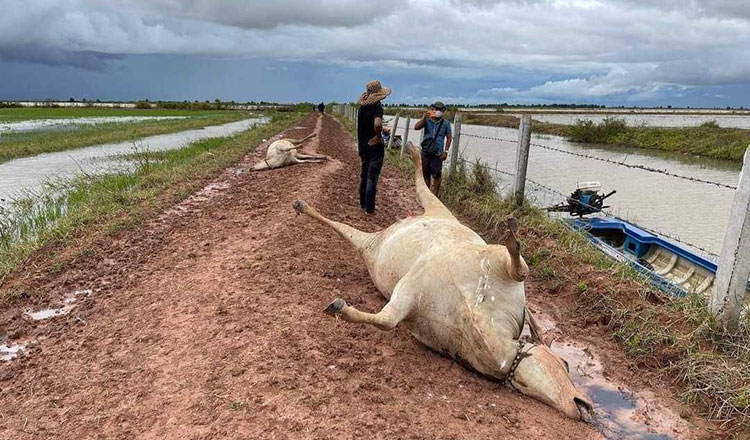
left=251, top=133, right=327, bottom=171
left=293, top=142, right=594, bottom=422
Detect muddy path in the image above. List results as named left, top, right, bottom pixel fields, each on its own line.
left=0, top=113, right=691, bottom=439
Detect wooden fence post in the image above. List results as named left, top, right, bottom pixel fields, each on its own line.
left=400, top=115, right=411, bottom=158
left=512, top=115, right=532, bottom=206
left=710, top=146, right=750, bottom=328
left=449, top=112, right=462, bottom=178
left=387, top=114, right=400, bottom=150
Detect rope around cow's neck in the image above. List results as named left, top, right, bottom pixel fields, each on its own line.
left=504, top=339, right=527, bottom=390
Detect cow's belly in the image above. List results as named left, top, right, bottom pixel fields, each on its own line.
left=398, top=262, right=525, bottom=378
left=366, top=217, right=485, bottom=296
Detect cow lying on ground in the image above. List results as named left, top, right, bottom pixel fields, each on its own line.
left=293, top=142, right=594, bottom=421
left=251, top=133, right=326, bottom=171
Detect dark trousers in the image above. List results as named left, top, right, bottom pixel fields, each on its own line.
left=359, top=154, right=383, bottom=213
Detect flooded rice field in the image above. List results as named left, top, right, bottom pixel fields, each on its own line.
left=0, top=117, right=268, bottom=206
left=387, top=116, right=738, bottom=256
left=0, top=116, right=188, bottom=133
left=508, top=112, right=750, bottom=129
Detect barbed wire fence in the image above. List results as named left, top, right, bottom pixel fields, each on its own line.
left=453, top=124, right=730, bottom=262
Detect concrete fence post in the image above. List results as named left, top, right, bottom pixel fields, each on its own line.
left=355, top=106, right=359, bottom=130
left=512, top=114, right=532, bottom=206
left=387, top=114, right=400, bottom=150
left=710, top=146, right=750, bottom=328
left=449, top=112, right=462, bottom=178
left=400, top=115, right=411, bottom=158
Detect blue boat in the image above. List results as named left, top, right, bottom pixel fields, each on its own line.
left=566, top=216, right=718, bottom=297
left=548, top=182, right=748, bottom=298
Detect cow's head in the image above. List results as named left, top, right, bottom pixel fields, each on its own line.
left=510, top=344, right=594, bottom=421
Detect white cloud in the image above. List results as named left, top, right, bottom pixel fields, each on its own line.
left=1, top=0, right=749, bottom=100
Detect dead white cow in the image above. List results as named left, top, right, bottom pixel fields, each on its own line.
left=293, top=143, right=594, bottom=421
left=251, top=133, right=326, bottom=171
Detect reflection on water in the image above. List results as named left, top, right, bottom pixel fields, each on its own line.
left=508, top=113, right=750, bottom=129
left=522, top=312, right=694, bottom=440
left=0, top=118, right=269, bottom=206
left=386, top=116, right=737, bottom=255
left=0, top=116, right=188, bottom=133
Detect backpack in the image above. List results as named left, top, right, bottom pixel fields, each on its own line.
left=420, top=119, right=445, bottom=156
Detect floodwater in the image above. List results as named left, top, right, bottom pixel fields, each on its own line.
left=0, top=116, right=188, bottom=133
left=0, top=118, right=269, bottom=205
left=507, top=112, right=750, bottom=128
left=387, top=116, right=738, bottom=256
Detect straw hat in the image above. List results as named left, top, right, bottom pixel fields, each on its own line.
left=358, top=80, right=392, bottom=106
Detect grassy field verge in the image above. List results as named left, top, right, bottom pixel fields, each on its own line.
left=384, top=108, right=749, bottom=162
left=0, top=107, right=231, bottom=122
left=567, top=119, right=750, bottom=162
left=0, top=111, right=252, bottom=163
left=0, top=111, right=303, bottom=282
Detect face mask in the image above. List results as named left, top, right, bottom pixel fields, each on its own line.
left=434, top=110, right=443, bottom=118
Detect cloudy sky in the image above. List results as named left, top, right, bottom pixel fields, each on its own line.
left=1, top=0, right=749, bottom=106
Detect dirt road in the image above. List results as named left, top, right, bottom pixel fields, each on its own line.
left=0, top=113, right=603, bottom=439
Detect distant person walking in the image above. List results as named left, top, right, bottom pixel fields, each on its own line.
left=357, top=80, right=391, bottom=214
left=318, top=102, right=325, bottom=113
left=415, top=101, right=452, bottom=196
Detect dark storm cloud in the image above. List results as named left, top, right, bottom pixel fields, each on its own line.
left=1, top=0, right=749, bottom=103
left=0, top=45, right=117, bottom=70
left=114, top=0, right=403, bottom=29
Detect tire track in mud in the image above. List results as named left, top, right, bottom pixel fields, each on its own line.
left=0, top=113, right=603, bottom=439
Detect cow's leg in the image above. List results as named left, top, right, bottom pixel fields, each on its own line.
left=293, top=200, right=374, bottom=250
left=281, top=144, right=303, bottom=152
left=287, top=132, right=317, bottom=145
left=405, top=143, right=454, bottom=219
left=503, top=217, right=529, bottom=282
left=291, top=157, right=326, bottom=164
left=324, top=276, right=416, bottom=330
left=295, top=152, right=327, bottom=160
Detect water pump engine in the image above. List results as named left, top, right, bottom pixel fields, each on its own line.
left=547, top=181, right=616, bottom=217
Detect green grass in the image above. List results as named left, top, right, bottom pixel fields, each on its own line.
left=435, top=158, right=749, bottom=436
left=0, top=111, right=303, bottom=281
left=567, top=118, right=750, bottom=162
left=0, top=111, right=251, bottom=163
left=0, top=107, right=232, bottom=122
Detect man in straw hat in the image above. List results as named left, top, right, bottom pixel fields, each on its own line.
left=414, top=101, right=452, bottom=197
left=356, top=80, right=391, bottom=214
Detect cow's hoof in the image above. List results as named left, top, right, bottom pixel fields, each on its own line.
left=293, top=200, right=307, bottom=214
left=507, top=216, right=519, bottom=232
left=324, top=298, right=346, bottom=315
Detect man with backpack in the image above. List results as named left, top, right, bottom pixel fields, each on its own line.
left=414, top=101, right=452, bottom=196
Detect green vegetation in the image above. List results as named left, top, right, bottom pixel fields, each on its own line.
left=0, top=107, right=226, bottom=122
left=0, top=111, right=250, bottom=163
left=384, top=107, right=749, bottom=162
left=567, top=118, right=750, bottom=162
left=435, top=158, right=749, bottom=436
left=0, top=111, right=302, bottom=281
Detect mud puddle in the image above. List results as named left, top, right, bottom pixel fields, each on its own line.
left=24, top=289, right=92, bottom=321
left=527, top=311, right=695, bottom=439
left=0, top=341, right=28, bottom=361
